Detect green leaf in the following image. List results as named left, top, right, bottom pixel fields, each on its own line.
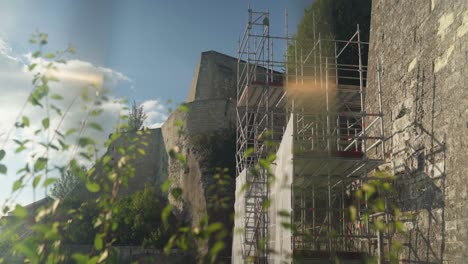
left=49, top=143, right=59, bottom=150
left=164, top=235, right=176, bottom=254
left=161, top=180, right=171, bottom=193
left=206, top=222, right=224, bottom=233
left=90, top=109, right=103, bottom=116
left=13, top=205, right=28, bottom=219
left=209, top=241, right=225, bottom=262
left=51, top=104, right=62, bottom=115
left=161, top=205, right=173, bottom=228
left=244, top=148, right=254, bottom=158
left=395, top=221, right=404, bottom=232
left=79, top=152, right=91, bottom=161
left=170, top=187, right=182, bottom=200
left=48, top=75, right=59, bottom=82
left=33, top=175, right=42, bottom=188
left=50, top=94, right=63, bottom=100
left=15, top=146, right=26, bottom=153
left=280, top=222, right=294, bottom=230
left=72, top=254, right=90, bottom=264
left=94, top=234, right=103, bottom=250
left=81, top=87, right=90, bottom=101
left=262, top=199, right=271, bottom=209
left=12, top=241, right=38, bottom=262
left=29, top=95, right=43, bottom=107
left=58, top=139, right=69, bottom=151
left=65, top=128, right=78, bottom=137
left=32, top=51, right=41, bottom=58
left=102, top=155, right=111, bottom=165
left=28, top=63, right=37, bottom=71
left=178, top=104, right=190, bottom=113
left=22, top=116, right=30, bottom=127
left=12, top=179, right=23, bottom=191
left=34, top=157, right=48, bottom=172
left=278, top=210, right=290, bottom=217
left=14, top=121, right=24, bottom=128
left=78, top=137, right=95, bottom=147
left=0, top=149, right=5, bottom=161
left=89, top=123, right=103, bottom=131
left=55, top=130, right=65, bottom=139
left=42, top=118, right=50, bottom=129
left=137, top=148, right=146, bottom=155
left=86, top=181, right=100, bottom=193
left=43, top=177, right=57, bottom=187
left=349, top=205, right=357, bottom=222
left=44, top=53, right=55, bottom=59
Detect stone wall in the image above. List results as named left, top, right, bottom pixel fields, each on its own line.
left=157, top=50, right=238, bottom=259
left=186, top=51, right=238, bottom=102
left=366, top=0, right=467, bottom=263
left=93, top=128, right=168, bottom=198
left=160, top=97, right=236, bottom=222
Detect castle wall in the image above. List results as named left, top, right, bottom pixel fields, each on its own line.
left=160, top=97, right=236, bottom=222
left=158, top=50, right=238, bottom=258
left=366, top=0, right=468, bottom=262
left=186, top=51, right=238, bottom=102
left=93, top=128, right=168, bottom=198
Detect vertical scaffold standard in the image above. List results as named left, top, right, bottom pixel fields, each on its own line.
left=236, top=7, right=390, bottom=263
left=236, top=8, right=292, bottom=263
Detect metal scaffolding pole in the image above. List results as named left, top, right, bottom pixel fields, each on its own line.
left=236, top=8, right=389, bottom=262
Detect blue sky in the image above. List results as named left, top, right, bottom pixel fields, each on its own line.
left=0, top=0, right=311, bottom=207
left=1, top=0, right=311, bottom=102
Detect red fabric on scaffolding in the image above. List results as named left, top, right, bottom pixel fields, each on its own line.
left=335, top=151, right=363, bottom=159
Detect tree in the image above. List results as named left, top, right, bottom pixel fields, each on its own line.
left=113, top=185, right=177, bottom=248
left=127, top=100, right=147, bottom=131
left=288, top=0, right=372, bottom=83
left=51, top=167, right=87, bottom=200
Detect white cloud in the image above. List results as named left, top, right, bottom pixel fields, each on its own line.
left=141, top=99, right=168, bottom=129
left=0, top=38, right=171, bottom=209
left=0, top=38, right=138, bottom=207
left=0, top=37, right=21, bottom=62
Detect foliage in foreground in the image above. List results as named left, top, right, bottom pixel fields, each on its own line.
left=0, top=31, right=231, bottom=264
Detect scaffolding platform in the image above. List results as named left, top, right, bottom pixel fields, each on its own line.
left=234, top=8, right=389, bottom=264
left=237, top=82, right=285, bottom=108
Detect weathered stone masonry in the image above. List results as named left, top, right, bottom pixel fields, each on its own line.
left=366, top=0, right=467, bottom=262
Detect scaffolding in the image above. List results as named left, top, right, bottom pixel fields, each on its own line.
left=236, top=8, right=391, bottom=263
left=236, top=8, right=289, bottom=263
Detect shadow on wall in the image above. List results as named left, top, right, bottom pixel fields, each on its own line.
left=389, top=75, right=447, bottom=263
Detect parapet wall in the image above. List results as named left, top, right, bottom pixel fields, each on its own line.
left=367, top=0, right=467, bottom=262
left=186, top=51, right=238, bottom=102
